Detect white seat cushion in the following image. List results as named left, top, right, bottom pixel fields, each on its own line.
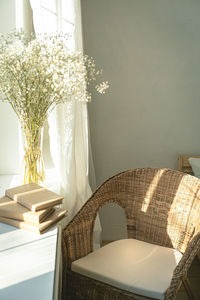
left=71, top=239, right=182, bottom=300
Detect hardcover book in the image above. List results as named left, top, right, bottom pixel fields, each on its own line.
left=5, top=183, right=63, bottom=211
left=0, top=207, right=67, bottom=234
left=0, top=196, right=54, bottom=225
left=5, top=182, right=42, bottom=200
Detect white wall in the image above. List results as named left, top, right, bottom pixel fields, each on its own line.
left=81, top=0, right=200, bottom=240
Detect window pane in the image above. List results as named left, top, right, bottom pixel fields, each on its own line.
left=41, top=0, right=57, bottom=14
left=62, top=20, right=75, bottom=50
left=0, top=103, right=20, bottom=174
left=41, top=8, right=57, bottom=32
left=62, top=19, right=74, bottom=34
left=61, top=0, right=75, bottom=24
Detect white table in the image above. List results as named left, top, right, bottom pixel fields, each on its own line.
left=0, top=223, right=61, bottom=300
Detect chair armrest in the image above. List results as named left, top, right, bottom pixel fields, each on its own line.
left=62, top=203, right=98, bottom=269
left=165, top=233, right=200, bottom=299
left=62, top=171, right=127, bottom=269
left=61, top=213, right=95, bottom=299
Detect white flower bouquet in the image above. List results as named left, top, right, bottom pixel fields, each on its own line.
left=0, top=31, right=108, bottom=183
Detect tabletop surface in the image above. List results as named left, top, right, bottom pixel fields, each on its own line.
left=0, top=223, right=58, bottom=300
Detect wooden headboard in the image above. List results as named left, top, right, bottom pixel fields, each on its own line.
left=178, top=155, right=200, bottom=174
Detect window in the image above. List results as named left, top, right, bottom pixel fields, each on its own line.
left=0, top=0, right=77, bottom=191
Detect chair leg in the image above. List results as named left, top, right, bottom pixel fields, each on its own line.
left=182, top=277, right=196, bottom=300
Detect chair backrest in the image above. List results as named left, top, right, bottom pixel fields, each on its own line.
left=79, top=168, right=200, bottom=253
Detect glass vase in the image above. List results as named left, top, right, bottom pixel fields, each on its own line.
left=22, top=126, right=45, bottom=184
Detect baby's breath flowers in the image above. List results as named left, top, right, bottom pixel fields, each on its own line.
left=0, top=30, right=108, bottom=184
left=95, top=81, right=109, bottom=94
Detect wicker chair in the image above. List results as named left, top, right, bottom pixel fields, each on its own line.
left=62, top=168, right=200, bottom=300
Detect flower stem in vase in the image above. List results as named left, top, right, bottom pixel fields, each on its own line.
left=22, top=125, right=45, bottom=184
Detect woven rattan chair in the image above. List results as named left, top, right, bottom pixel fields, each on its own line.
left=62, top=168, right=200, bottom=300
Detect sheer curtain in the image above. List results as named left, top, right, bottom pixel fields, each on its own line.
left=29, top=0, right=101, bottom=247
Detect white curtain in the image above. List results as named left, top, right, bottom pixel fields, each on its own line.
left=29, top=0, right=101, bottom=247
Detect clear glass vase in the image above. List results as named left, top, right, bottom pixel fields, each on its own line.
left=22, top=125, right=45, bottom=184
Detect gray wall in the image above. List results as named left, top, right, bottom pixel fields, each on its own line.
left=82, top=0, right=200, bottom=240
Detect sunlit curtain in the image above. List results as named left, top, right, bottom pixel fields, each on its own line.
left=29, top=0, right=101, bottom=247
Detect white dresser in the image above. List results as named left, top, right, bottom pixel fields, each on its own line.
left=0, top=174, right=62, bottom=300
left=0, top=223, right=61, bottom=300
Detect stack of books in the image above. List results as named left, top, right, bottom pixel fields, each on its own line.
left=0, top=182, right=67, bottom=234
